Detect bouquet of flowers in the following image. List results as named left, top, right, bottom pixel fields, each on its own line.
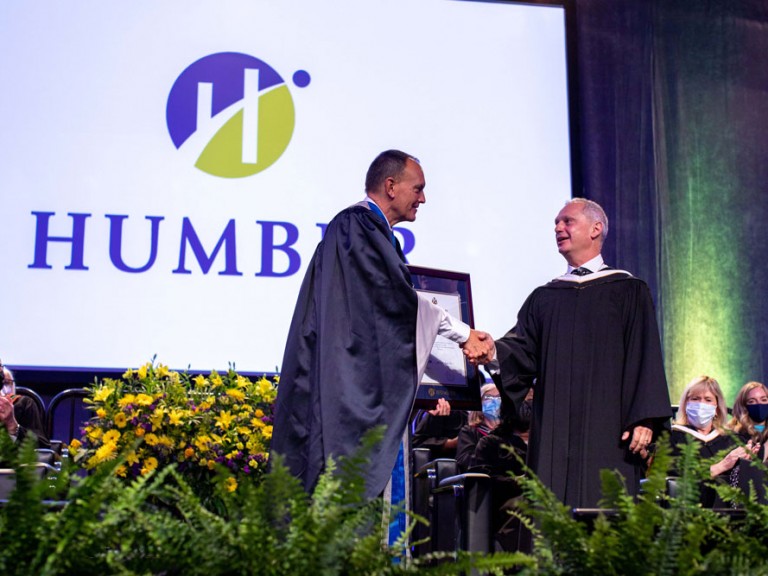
left=71, top=361, right=278, bottom=494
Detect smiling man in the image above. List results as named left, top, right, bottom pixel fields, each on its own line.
left=493, top=198, right=672, bottom=509
left=271, top=150, right=494, bottom=506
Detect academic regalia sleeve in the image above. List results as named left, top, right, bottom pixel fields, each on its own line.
left=619, top=281, right=673, bottom=435
left=494, top=291, right=540, bottom=422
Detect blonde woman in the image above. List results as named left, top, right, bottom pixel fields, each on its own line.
left=727, top=381, right=768, bottom=443
left=671, top=376, right=758, bottom=505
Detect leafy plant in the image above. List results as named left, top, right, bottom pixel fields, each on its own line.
left=513, top=435, right=768, bottom=576
left=1, top=427, right=526, bottom=575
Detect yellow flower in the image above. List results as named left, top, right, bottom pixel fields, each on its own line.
left=156, top=364, right=169, bottom=378
left=135, top=393, right=154, bottom=406
left=103, top=429, right=121, bottom=444
left=150, top=408, right=165, bottom=429
left=96, top=408, right=107, bottom=419
left=216, top=411, right=234, bottom=430
left=156, top=435, right=174, bottom=449
left=86, top=426, right=103, bottom=441
left=145, top=433, right=159, bottom=446
left=114, top=412, right=127, bottom=428
left=193, top=374, right=207, bottom=387
left=262, top=425, right=273, bottom=440
left=122, top=368, right=134, bottom=379
left=126, top=451, right=140, bottom=465
left=115, top=465, right=128, bottom=478
left=210, top=374, right=224, bottom=388
left=135, top=427, right=146, bottom=437
left=93, top=386, right=114, bottom=402
left=168, top=409, right=184, bottom=426
left=255, top=409, right=264, bottom=418
left=248, top=458, right=257, bottom=468
left=118, top=394, right=136, bottom=408
left=258, top=377, right=274, bottom=397
left=68, top=438, right=82, bottom=455
left=137, top=364, right=149, bottom=379
left=184, top=447, right=195, bottom=459
left=226, top=388, right=245, bottom=402
left=250, top=417, right=265, bottom=429
left=225, top=477, right=238, bottom=492
left=207, top=460, right=215, bottom=470
left=94, top=441, right=118, bottom=463
left=141, top=456, right=158, bottom=475
left=236, top=375, right=249, bottom=388
left=194, top=435, right=211, bottom=451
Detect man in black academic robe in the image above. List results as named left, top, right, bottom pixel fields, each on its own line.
left=271, top=150, right=494, bottom=499
left=494, top=199, right=672, bottom=508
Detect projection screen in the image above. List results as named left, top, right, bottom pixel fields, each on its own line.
left=0, top=0, right=573, bottom=374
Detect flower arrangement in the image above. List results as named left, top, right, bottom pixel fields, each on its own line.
left=71, top=361, right=278, bottom=494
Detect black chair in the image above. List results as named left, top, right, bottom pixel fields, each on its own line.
left=35, top=448, right=62, bottom=470
left=0, top=462, right=59, bottom=500
left=433, top=472, right=493, bottom=556
left=411, top=454, right=458, bottom=557
left=0, top=469, right=15, bottom=500
left=46, top=388, right=89, bottom=444
left=14, top=386, right=46, bottom=418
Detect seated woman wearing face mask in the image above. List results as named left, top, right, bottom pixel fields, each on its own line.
left=455, top=383, right=503, bottom=473
left=670, top=375, right=759, bottom=507
left=455, top=382, right=529, bottom=551
left=727, top=381, right=768, bottom=443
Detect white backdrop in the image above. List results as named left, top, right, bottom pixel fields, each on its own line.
left=0, top=0, right=572, bottom=373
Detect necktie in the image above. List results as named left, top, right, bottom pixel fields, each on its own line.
left=571, top=267, right=592, bottom=276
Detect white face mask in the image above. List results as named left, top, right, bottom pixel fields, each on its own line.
left=685, top=401, right=717, bottom=429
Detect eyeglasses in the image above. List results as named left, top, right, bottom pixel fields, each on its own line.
left=482, top=394, right=499, bottom=400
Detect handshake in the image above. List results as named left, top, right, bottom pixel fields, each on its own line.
left=460, top=329, right=496, bottom=365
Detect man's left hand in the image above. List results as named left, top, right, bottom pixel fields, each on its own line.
left=621, top=424, right=652, bottom=454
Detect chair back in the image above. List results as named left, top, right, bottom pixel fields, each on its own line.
left=45, top=388, right=90, bottom=444
left=14, top=386, right=46, bottom=418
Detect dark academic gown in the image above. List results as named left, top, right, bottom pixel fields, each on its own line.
left=270, top=203, right=420, bottom=499
left=495, top=271, right=672, bottom=508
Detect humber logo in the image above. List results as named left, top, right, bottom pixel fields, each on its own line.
left=166, top=52, right=310, bottom=178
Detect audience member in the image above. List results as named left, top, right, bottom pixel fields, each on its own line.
left=411, top=398, right=467, bottom=459
left=0, top=364, right=50, bottom=449
left=727, top=381, right=768, bottom=443
left=453, top=384, right=530, bottom=551
left=670, top=375, right=758, bottom=506
left=456, top=383, right=502, bottom=472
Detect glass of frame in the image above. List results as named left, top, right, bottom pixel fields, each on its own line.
left=408, top=265, right=482, bottom=410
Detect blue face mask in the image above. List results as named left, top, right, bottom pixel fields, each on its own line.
left=482, top=396, right=501, bottom=420
left=747, top=403, right=768, bottom=424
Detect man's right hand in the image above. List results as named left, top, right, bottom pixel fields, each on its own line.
left=461, top=329, right=496, bottom=365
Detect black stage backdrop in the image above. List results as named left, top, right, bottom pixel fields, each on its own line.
left=573, top=0, right=768, bottom=401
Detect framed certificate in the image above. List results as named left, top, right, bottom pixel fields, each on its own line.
left=408, top=265, right=483, bottom=410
